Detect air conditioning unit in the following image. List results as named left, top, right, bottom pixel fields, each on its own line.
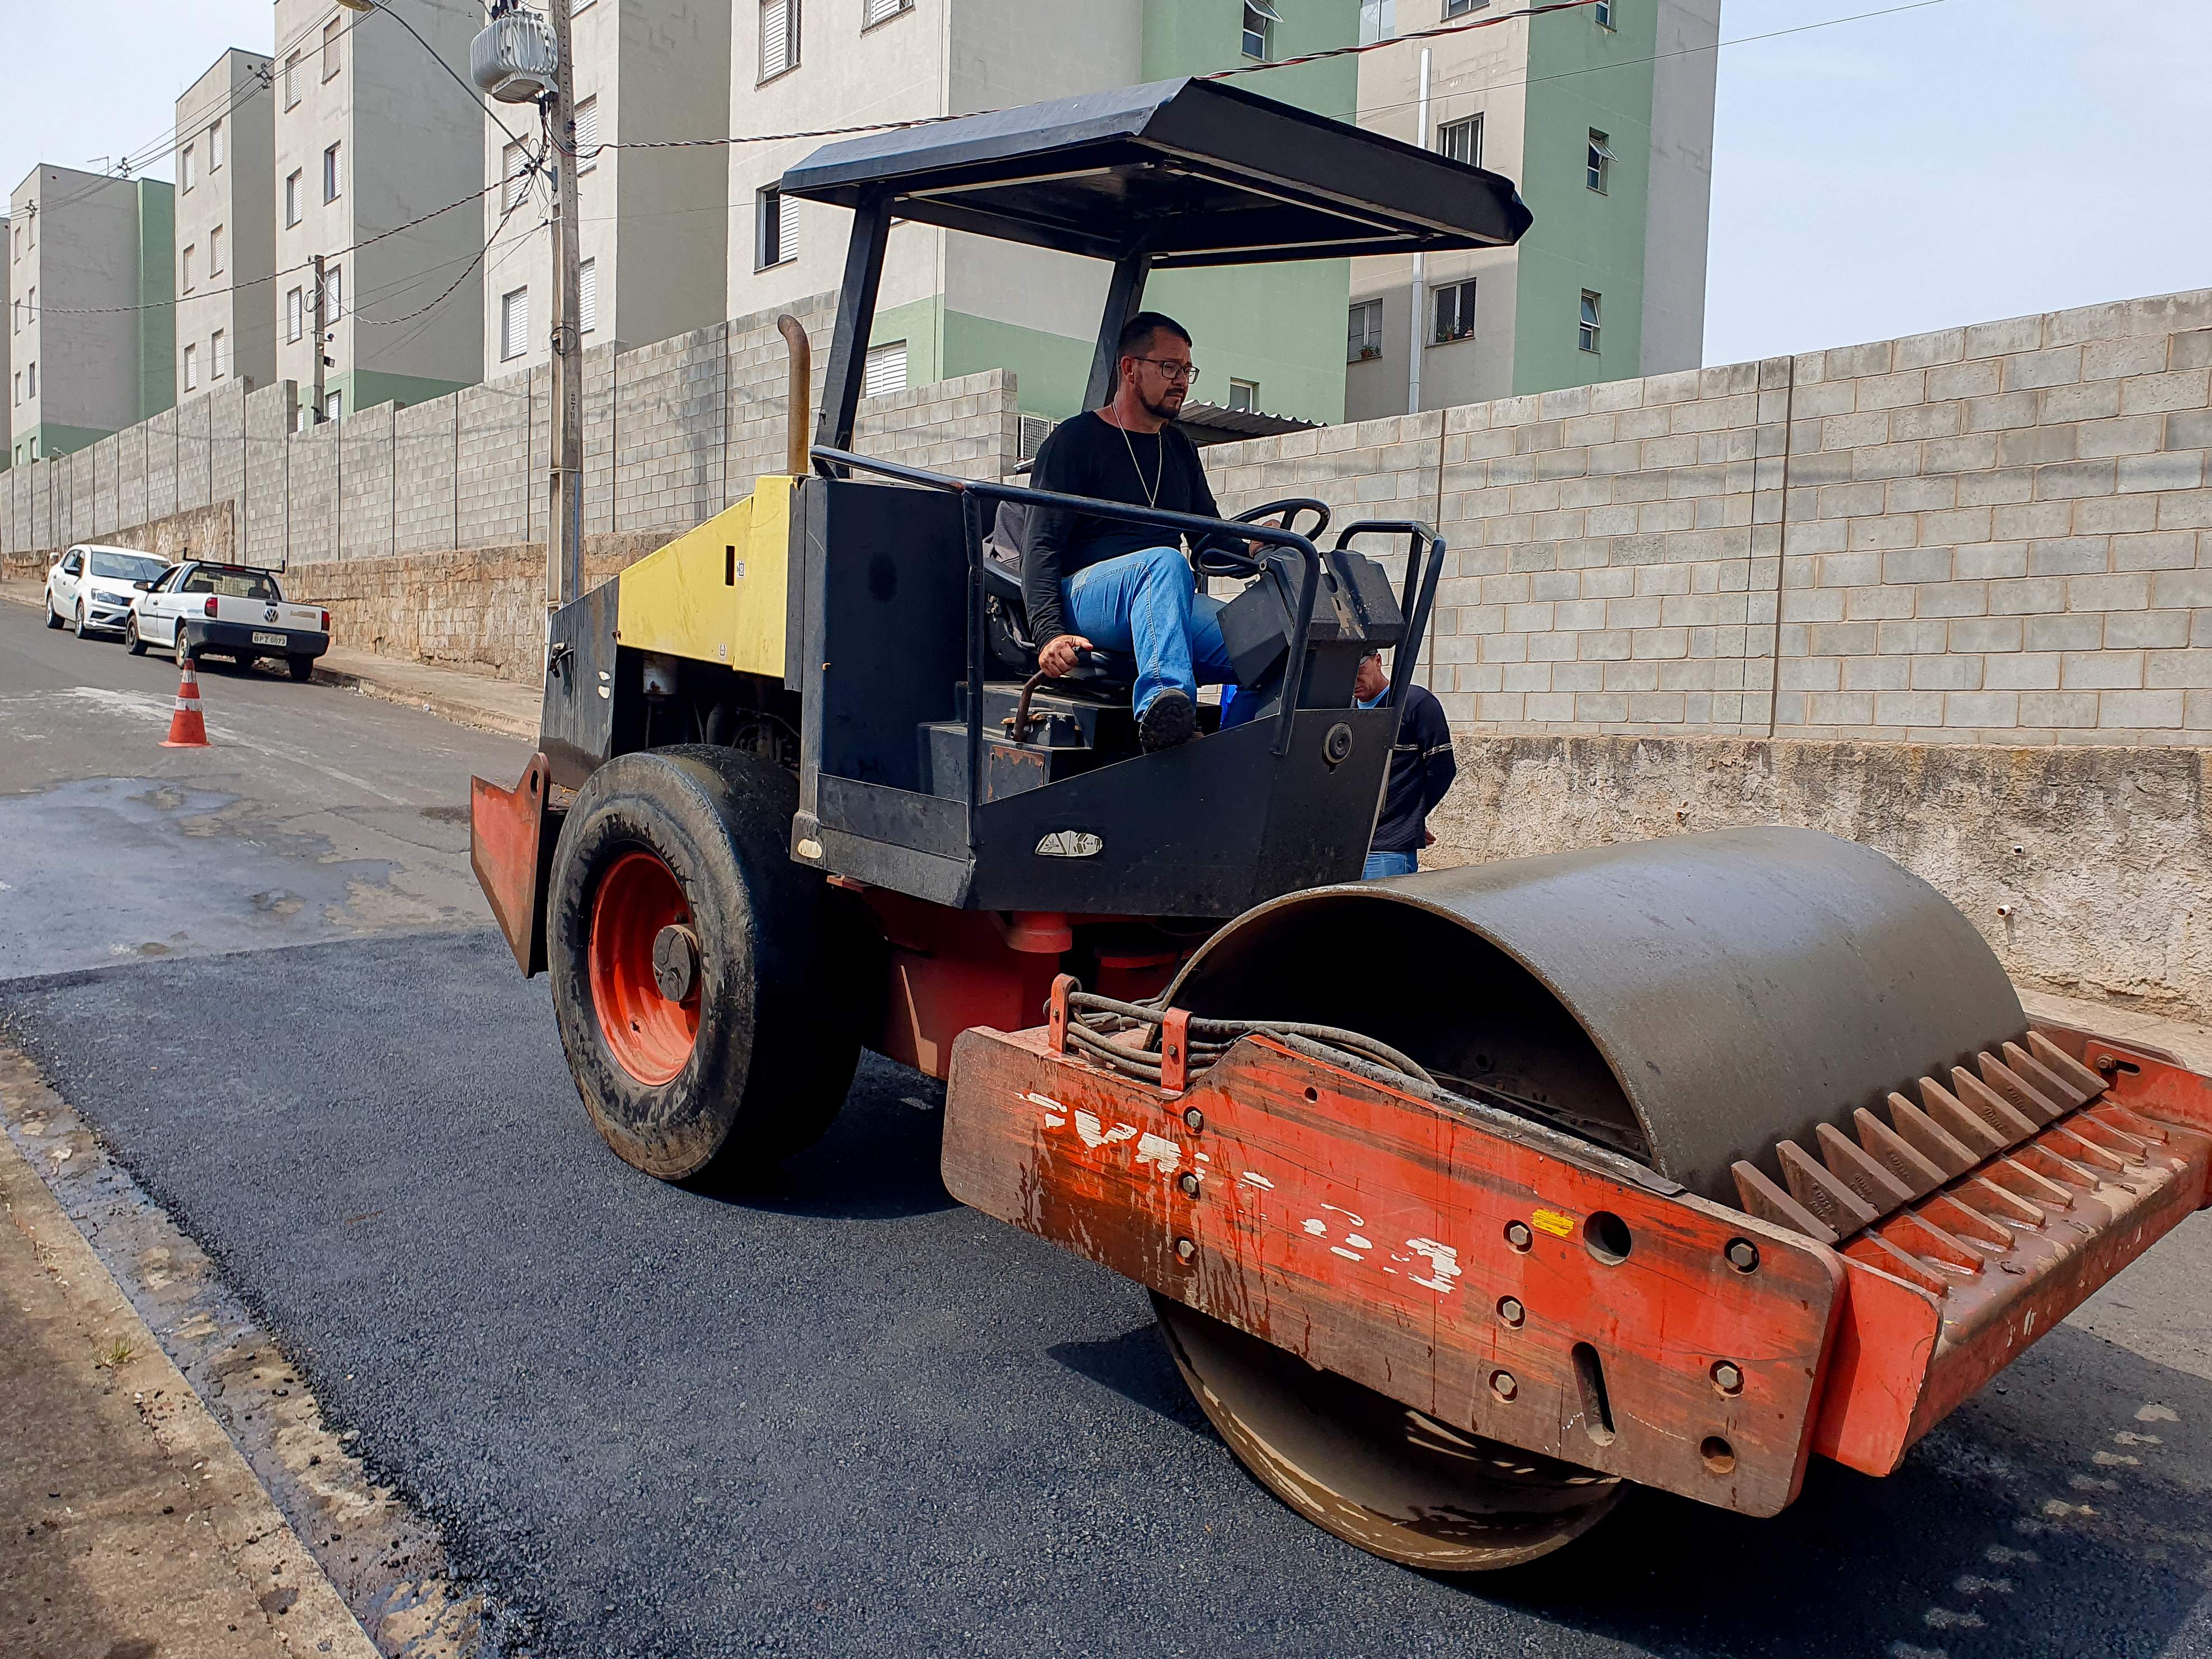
left=470, top=6, right=559, bottom=105
left=1018, top=413, right=1055, bottom=463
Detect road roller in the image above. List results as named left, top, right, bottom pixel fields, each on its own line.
left=470, top=78, right=2212, bottom=1571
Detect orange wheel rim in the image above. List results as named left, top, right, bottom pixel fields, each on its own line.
left=588, top=849, right=700, bottom=1085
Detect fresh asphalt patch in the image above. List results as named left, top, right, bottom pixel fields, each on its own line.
left=6, top=931, right=2211, bottom=1658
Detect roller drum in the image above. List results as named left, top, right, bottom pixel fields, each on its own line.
left=1164, top=826, right=2027, bottom=1203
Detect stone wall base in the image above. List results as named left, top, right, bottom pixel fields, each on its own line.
left=280, top=534, right=666, bottom=682
left=1428, top=734, right=2212, bottom=1026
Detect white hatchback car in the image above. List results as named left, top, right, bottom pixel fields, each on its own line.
left=44, top=544, right=169, bottom=640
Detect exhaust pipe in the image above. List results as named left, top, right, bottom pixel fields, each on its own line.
left=776, top=313, right=811, bottom=478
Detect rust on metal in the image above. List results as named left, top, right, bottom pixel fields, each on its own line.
left=1951, top=1068, right=2041, bottom=1141
left=469, top=752, right=558, bottom=977
left=1778, top=1140, right=1880, bottom=1234
left=1730, top=1160, right=1839, bottom=1245
left=1852, top=1107, right=1947, bottom=1197
left=1815, top=1122, right=1914, bottom=1212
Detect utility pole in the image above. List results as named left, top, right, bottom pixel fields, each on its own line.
left=1407, top=46, right=1430, bottom=419
left=547, top=0, right=583, bottom=613
left=310, top=252, right=328, bottom=425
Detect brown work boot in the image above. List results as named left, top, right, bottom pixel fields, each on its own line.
left=1138, top=689, right=1196, bottom=751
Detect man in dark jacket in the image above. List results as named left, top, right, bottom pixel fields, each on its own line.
left=1354, top=650, right=1457, bottom=879
left=1023, top=311, right=1241, bottom=751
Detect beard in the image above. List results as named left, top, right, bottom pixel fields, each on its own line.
left=1140, top=382, right=1186, bottom=422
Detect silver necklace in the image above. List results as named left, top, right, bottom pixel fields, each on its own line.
left=1114, top=415, right=1163, bottom=507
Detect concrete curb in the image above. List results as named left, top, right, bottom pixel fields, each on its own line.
left=308, top=660, right=538, bottom=742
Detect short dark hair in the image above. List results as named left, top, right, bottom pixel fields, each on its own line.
left=1117, top=311, right=1192, bottom=361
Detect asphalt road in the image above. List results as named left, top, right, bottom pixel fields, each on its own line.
left=4, top=596, right=2212, bottom=1657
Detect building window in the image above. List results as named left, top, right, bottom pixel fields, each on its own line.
left=323, top=143, right=343, bottom=202
left=1578, top=289, right=1602, bottom=353
left=11, top=372, right=19, bottom=405
left=23, top=286, right=31, bottom=322
left=182, top=244, right=196, bottom=293
left=325, top=390, right=342, bottom=421
left=760, top=0, right=799, bottom=81
left=501, top=287, right=530, bottom=360
left=1437, top=114, right=1482, bottom=167
left=574, top=97, right=600, bottom=172
left=756, top=189, right=796, bottom=268
left=212, top=329, right=228, bottom=380
left=326, top=263, right=343, bottom=320
left=25, top=361, right=33, bottom=396
left=1594, top=0, right=1613, bottom=25
left=578, top=258, right=597, bottom=333
left=1358, top=0, right=1396, bottom=45
left=862, top=0, right=910, bottom=26
left=863, top=339, right=907, bottom=398
left=1347, top=298, right=1383, bottom=362
left=286, top=286, right=304, bottom=342
left=210, top=119, right=224, bottom=171
left=502, top=142, right=530, bottom=210
left=183, top=344, right=199, bottom=391
left=210, top=224, right=225, bottom=276
left=323, top=16, right=343, bottom=79
left=1587, top=129, right=1613, bottom=194
left=1444, top=0, right=1488, bottom=16
left=1432, top=277, right=1476, bottom=344
left=284, top=51, right=302, bottom=108
left=1241, top=0, right=1280, bottom=61
left=1227, top=378, right=1259, bottom=413
left=285, top=170, right=303, bottom=226
left=181, top=145, right=196, bottom=193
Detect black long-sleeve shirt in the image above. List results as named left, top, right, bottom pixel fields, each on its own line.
left=1022, top=411, right=1227, bottom=646
left=1367, top=682, right=1458, bottom=853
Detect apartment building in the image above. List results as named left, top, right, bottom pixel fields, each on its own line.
left=272, top=0, right=484, bottom=424
left=1344, top=0, right=1719, bottom=420
left=7, top=167, right=175, bottom=465
left=175, top=49, right=277, bottom=404
left=483, top=0, right=732, bottom=380
left=0, top=216, right=10, bottom=468
left=726, top=0, right=1364, bottom=428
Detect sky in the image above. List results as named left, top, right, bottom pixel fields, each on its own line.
left=0, top=0, right=2205, bottom=368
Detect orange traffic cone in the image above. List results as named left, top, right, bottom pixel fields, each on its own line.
left=161, top=656, right=210, bottom=748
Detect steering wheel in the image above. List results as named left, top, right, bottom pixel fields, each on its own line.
left=1198, top=497, right=1333, bottom=578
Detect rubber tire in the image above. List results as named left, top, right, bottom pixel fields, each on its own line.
left=45, top=595, right=63, bottom=629
left=73, top=601, right=88, bottom=640
left=286, top=655, right=315, bottom=682
left=125, top=616, right=147, bottom=655
left=548, top=746, right=863, bottom=1182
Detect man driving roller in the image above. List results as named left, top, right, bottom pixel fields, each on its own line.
left=1022, top=312, right=1239, bottom=752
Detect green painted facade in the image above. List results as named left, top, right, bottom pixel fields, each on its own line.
left=134, top=180, right=176, bottom=422
left=1509, top=3, right=1656, bottom=397
left=868, top=0, right=1361, bottom=427
left=12, top=422, right=114, bottom=468
left=323, top=367, right=476, bottom=421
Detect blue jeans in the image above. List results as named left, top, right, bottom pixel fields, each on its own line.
left=1063, top=546, right=1232, bottom=717
left=1363, top=850, right=1419, bottom=880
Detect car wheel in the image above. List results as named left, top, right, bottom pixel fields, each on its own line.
left=125, top=617, right=147, bottom=656
left=287, top=655, right=316, bottom=683
left=45, top=594, right=63, bottom=629
left=73, top=601, right=88, bottom=640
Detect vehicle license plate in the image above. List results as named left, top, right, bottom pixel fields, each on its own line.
left=253, top=631, right=288, bottom=646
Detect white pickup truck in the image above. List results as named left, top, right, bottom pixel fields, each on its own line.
left=125, top=561, right=332, bottom=682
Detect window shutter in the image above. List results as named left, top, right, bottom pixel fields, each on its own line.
left=575, top=98, right=600, bottom=171
left=328, top=264, right=342, bottom=319
left=211, top=120, right=224, bottom=170
left=213, top=331, right=228, bottom=378
left=761, top=0, right=791, bottom=78
left=287, top=288, right=303, bottom=342
left=503, top=142, right=529, bottom=209
left=863, top=340, right=907, bottom=400
left=864, top=0, right=902, bottom=24
left=502, top=288, right=530, bottom=360
left=578, top=259, right=597, bottom=334
left=778, top=194, right=798, bottom=265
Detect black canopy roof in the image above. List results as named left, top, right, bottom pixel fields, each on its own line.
left=780, top=77, right=1531, bottom=270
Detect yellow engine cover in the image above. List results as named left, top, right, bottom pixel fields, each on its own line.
left=613, top=474, right=794, bottom=676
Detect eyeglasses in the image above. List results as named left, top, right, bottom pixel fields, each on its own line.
left=1129, top=356, right=1201, bottom=385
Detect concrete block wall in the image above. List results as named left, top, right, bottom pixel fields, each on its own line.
left=244, top=384, right=293, bottom=569
left=1204, top=287, right=2212, bottom=747
left=394, top=398, right=457, bottom=557
left=456, top=375, right=535, bottom=550
left=340, top=404, right=397, bottom=563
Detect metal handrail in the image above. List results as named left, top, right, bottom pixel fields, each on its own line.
left=1331, top=518, right=1447, bottom=746
left=810, top=444, right=1328, bottom=759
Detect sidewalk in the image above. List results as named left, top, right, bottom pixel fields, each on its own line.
left=0, top=1119, right=377, bottom=1659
